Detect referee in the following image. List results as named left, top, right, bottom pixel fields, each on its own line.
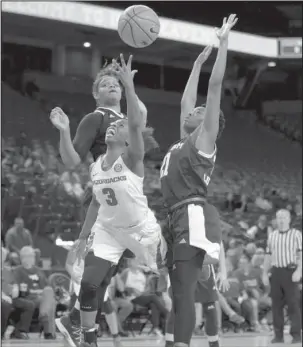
left=262, top=209, right=302, bottom=344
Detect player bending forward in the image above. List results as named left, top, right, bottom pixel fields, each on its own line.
left=55, top=55, right=166, bottom=347
left=62, top=244, right=124, bottom=347
left=160, top=15, right=238, bottom=347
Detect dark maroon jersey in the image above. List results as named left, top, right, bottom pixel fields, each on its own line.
left=73, top=107, right=125, bottom=161
left=160, top=136, right=216, bottom=208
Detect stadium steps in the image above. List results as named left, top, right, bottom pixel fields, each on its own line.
left=2, top=83, right=57, bottom=143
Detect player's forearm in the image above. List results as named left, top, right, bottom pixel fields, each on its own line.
left=209, top=40, right=228, bottom=87
left=218, top=242, right=227, bottom=276
left=263, top=254, right=272, bottom=274
left=125, top=84, right=143, bottom=129
left=59, top=129, right=81, bottom=168
left=202, top=40, right=228, bottom=135
left=78, top=199, right=99, bottom=240
left=297, top=251, right=302, bottom=271
left=136, top=95, right=147, bottom=128
left=181, top=60, right=203, bottom=110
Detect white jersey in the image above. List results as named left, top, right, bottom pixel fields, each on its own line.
left=91, top=155, right=155, bottom=233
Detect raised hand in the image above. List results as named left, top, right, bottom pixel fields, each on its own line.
left=112, top=54, right=138, bottom=89
left=196, top=45, right=213, bottom=65
left=215, top=14, right=238, bottom=41
left=50, top=107, right=70, bottom=132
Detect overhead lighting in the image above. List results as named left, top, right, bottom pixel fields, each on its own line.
left=83, top=41, right=91, bottom=48
left=268, top=61, right=276, bottom=67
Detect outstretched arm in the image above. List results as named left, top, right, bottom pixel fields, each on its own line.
left=113, top=54, right=145, bottom=173
left=50, top=108, right=100, bottom=168
left=137, top=96, right=147, bottom=128
left=180, top=45, right=213, bottom=139
left=192, top=14, right=238, bottom=154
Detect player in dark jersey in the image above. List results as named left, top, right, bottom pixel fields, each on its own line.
left=50, top=60, right=147, bottom=347
left=160, top=15, right=238, bottom=347
left=50, top=61, right=147, bottom=208
left=165, top=242, right=231, bottom=347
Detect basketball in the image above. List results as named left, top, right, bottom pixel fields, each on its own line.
left=118, top=5, right=160, bottom=48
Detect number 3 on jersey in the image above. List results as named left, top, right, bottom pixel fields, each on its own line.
left=160, top=153, right=171, bottom=178
left=102, top=188, right=118, bottom=206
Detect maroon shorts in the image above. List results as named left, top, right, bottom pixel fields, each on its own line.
left=195, top=265, right=218, bottom=304
left=164, top=202, right=222, bottom=268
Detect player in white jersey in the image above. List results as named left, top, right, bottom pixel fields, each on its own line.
left=56, top=54, right=166, bottom=347
left=60, top=246, right=123, bottom=347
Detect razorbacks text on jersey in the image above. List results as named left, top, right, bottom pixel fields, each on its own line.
left=160, top=136, right=216, bottom=208
left=90, top=155, right=152, bottom=232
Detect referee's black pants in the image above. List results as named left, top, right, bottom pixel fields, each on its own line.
left=271, top=266, right=301, bottom=339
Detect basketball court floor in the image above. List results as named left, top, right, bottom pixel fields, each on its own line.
left=1, top=333, right=298, bottom=347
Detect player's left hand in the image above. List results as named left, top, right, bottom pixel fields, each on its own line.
left=195, top=45, right=213, bottom=65
left=112, top=54, right=138, bottom=89
left=292, top=269, right=302, bottom=282
left=215, top=14, right=238, bottom=42
left=217, top=272, right=230, bottom=292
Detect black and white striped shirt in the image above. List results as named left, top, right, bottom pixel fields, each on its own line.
left=266, top=228, right=302, bottom=268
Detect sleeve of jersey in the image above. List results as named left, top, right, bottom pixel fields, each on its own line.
left=183, top=136, right=216, bottom=166
left=73, top=112, right=102, bottom=161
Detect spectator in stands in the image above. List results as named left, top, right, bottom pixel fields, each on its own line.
left=224, top=187, right=247, bottom=213
left=155, top=268, right=172, bottom=312
left=251, top=248, right=265, bottom=270
left=110, top=272, right=134, bottom=336
left=232, top=254, right=262, bottom=331
left=294, top=195, right=302, bottom=217
left=219, top=276, right=252, bottom=329
left=255, top=193, right=272, bottom=211
left=271, top=190, right=289, bottom=210
left=226, top=239, right=244, bottom=272
left=24, top=151, right=45, bottom=177
left=60, top=169, right=84, bottom=199
left=5, top=218, right=33, bottom=265
left=13, top=246, right=56, bottom=340
left=120, top=258, right=168, bottom=336
left=1, top=245, right=18, bottom=339
left=245, top=243, right=257, bottom=260
left=217, top=291, right=245, bottom=327
left=246, top=215, right=269, bottom=248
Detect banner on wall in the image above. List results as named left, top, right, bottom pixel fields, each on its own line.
left=2, top=1, right=279, bottom=58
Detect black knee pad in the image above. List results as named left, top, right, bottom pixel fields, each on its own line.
left=79, top=281, right=99, bottom=311
left=203, top=302, right=218, bottom=337
left=103, top=299, right=114, bottom=315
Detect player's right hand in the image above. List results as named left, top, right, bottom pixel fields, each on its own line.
left=262, top=272, right=270, bottom=287
left=50, top=107, right=70, bottom=131
left=74, top=239, right=87, bottom=265
left=215, top=14, right=238, bottom=42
